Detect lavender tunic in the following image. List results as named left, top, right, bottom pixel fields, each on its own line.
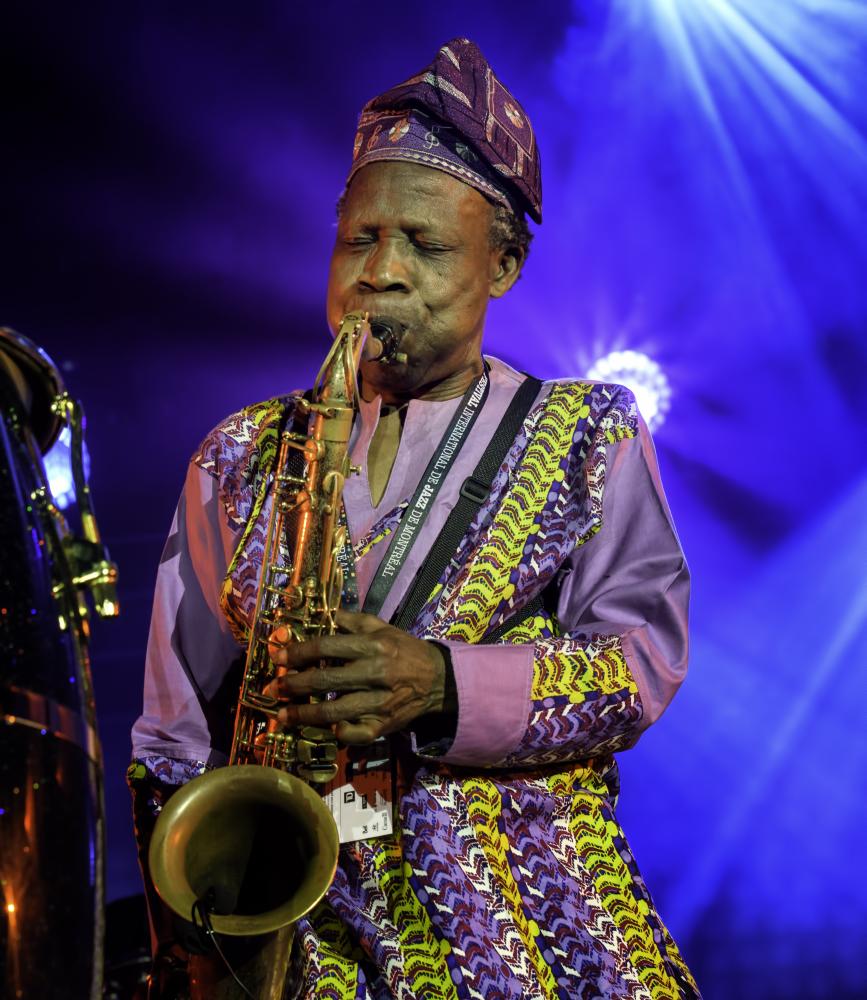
left=132, top=357, right=686, bottom=768
left=130, top=355, right=698, bottom=999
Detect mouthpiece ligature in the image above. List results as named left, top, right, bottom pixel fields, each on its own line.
left=369, top=321, right=408, bottom=365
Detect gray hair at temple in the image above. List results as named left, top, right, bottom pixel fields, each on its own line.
left=487, top=200, right=533, bottom=265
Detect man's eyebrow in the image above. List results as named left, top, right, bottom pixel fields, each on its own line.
left=344, top=216, right=456, bottom=238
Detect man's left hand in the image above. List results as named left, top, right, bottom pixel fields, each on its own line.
left=268, top=610, right=448, bottom=744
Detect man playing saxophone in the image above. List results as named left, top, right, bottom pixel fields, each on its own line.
left=131, top=38, right=700, bottom=999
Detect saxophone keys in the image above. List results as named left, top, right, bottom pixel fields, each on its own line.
left=303, top=438, right=325, bottom=462
left=296, top=728, right=338, bottom=783
left=297, top=764, right=338, bottom=784
left=282, top=584, right=305, bottom=609
left=277, top=473, right=307, bottom=486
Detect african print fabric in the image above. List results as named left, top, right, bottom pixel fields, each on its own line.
left=350, top=38, right=542, bottom=222
left=175, top=373, right=699, bottom=999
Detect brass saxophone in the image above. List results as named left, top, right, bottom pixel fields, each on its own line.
left=148, top=313, right=379, bottom=999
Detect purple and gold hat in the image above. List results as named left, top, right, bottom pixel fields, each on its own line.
left=348, top=38, right=542, bottom=223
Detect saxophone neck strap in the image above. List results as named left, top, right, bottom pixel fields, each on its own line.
left=361, top=365, right=491, bottom=617
left=390, top=371, right=542, bottom=633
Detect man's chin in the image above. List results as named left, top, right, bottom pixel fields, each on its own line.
left=360, top=355, right=415, bottom=388
left=361, top=348, right=450, bottom=403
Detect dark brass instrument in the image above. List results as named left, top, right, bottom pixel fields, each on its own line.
left=0, top=328, right=119, bottom=999
left=148, top=313, right=379, bottom=999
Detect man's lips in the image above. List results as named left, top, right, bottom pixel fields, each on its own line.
left=340, top=298, right=415, bottom=326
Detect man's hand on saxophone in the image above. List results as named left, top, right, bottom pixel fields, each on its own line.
left=267, top=610, right=455, bottom=744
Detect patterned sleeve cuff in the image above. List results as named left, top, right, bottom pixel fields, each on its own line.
left=127, top=755, right=214, bottom=820
left=134, top=755, right=212, bottom=785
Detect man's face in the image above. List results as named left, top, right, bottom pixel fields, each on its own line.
left=327, top=161, right=519, bottom=399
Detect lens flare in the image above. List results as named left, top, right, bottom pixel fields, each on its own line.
left=587, top=350, right=671, bottom=430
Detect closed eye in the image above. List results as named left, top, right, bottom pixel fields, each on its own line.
left=413, top=239, right=452, bottom=255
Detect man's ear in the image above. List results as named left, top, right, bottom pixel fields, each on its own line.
left=489, top=246, right=524, bottom=299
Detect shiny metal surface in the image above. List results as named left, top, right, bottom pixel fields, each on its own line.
left=0, top=338, right=115, bottom=998
left=149, top=765, right=339, bottom=934
left=148, top=314, right=369, bottom=997
left=1, top=682, right=100, bottom=759
left=0, top=723, right=103, bottom=999
left=0, top=327, right=66, bottom=453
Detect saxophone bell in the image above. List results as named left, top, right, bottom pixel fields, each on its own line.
left=147, top=312, right=370, bottom=998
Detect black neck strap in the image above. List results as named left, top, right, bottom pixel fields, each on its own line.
left=362, top=367, right=491, bottom=617
left=390, top=373, right=542, bottom=632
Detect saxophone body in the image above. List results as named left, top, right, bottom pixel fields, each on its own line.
left=231, top=311, right=369, bottom=780
left=148, top=313, right=374, bottom=999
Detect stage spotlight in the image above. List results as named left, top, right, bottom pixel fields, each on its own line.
left=587, top=350, right=672, bottom=430
left=43, top=426, right=90, bottom=510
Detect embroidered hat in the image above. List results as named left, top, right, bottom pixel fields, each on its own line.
left=347, top=38, right=542, bottom=223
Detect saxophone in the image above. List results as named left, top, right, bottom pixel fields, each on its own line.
left=148, top=313, right=381, bottom=999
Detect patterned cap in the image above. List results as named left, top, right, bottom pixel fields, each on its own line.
left=347, top=38, right=542, bottom=223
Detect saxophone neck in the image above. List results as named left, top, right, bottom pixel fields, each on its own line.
left=313, top=312, right=371, bottom=406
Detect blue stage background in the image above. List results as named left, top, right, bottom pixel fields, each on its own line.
left=3, top=2, right=865, bottom=997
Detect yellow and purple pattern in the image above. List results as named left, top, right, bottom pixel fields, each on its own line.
left=195, top=378, right=698, bottom=998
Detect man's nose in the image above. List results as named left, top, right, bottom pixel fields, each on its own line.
left=358, top=240, right=411, bottom=293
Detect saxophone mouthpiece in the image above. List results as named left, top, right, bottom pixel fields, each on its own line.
left=362, top=336, right=385, bottom=362
left=366, top=319, right=408, bottom=365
